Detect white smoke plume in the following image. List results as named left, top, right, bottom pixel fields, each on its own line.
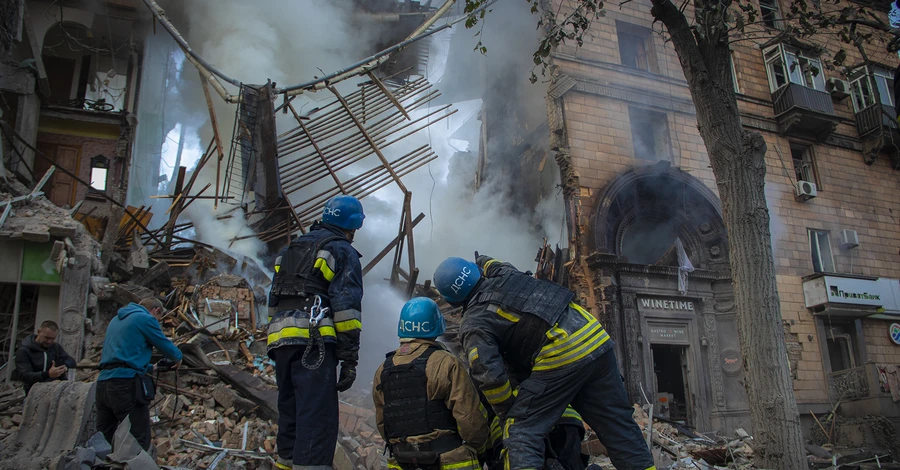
left=133, top=0, right=564, bottom=381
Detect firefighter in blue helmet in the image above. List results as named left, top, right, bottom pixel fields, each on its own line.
left=267, top=194, right=365, bottom=470
left=433, top=256, right=656, bottom=470
left=373, top=297, right=489, bottom=470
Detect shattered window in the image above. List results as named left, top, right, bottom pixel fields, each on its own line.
left=616, top=22, right=656, bottom=73
left=808, top=229, right=834, bottom=273
left=759, top=0, right=781, bottom=29
left=629, top=107, right=670, bottom=161
left=790, top=144, right=818, bottom=188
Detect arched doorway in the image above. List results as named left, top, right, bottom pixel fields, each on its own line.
left=589, top=162, right=748, bottom=434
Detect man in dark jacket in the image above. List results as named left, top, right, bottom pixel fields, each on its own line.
left=267, top=194, right=365, bottom=470
left=97, top=297, right=182, bottom=450
left=15, top=320, right=76, bottom=395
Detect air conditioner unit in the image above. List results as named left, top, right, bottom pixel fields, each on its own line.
left=841, top=229, right=860, bottom=249
left=794, top=180, right=818, bottom=202
left=826, top=78, right=851, bottom=100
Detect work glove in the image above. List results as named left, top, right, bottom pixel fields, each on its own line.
left=336, top=362, right=357, bottom=392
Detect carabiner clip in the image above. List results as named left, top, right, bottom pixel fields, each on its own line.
left=309, top=295, right=328, bottom=326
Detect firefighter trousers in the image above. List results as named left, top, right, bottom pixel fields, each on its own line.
left=503, top=349, right=655, bottom=470
left=273, top=344, right=338, bottom=469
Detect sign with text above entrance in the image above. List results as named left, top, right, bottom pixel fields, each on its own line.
left=638, top=297, right=695, bottom=312
left=648, top=325, right=689, bottom=344
left=803, top=275, right=900, bottom=315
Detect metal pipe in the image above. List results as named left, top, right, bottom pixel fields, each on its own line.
left=141, top=0, right=240, bottom=103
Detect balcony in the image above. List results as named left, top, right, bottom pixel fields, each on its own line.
left=772, top=83, right=842, bottom=141
left=855, top=103, right=898, bottom=137
left=828, top=365, right=871, bottom=402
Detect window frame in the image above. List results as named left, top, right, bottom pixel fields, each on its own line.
left=790, top=143, right=821, bottom=189
left=628, top=106, right=672, bottom=161
left=821, top=319, right=862, bottom=373
left=759, top=0, right=782, bottom=29
left=850, top=65, right=895, bottom=112
left=730, top=51, right=741, bottom=94
left=616, top=21, right=658, bottom=73
left=808, top=229, right=835, bottom=274
left=763, top=44, right=826, bottom=93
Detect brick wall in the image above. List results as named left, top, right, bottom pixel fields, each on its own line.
left=547, top=0, right=900, bottom=405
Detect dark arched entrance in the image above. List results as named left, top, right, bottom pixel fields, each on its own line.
left=588, top=162, right=748, bottom=434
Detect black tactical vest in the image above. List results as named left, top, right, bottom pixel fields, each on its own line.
left=380, top=347, right=457, bottom=439
left=467, top=271, right=574, bottom=374
left=270, top=233, right=343, bottom=299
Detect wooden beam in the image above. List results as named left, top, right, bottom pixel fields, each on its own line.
left=328, top=85, right=408, bottom=194
left=367, top=72, right=410, bottom=120
left=200, top=74, right=226, bottom=209
left=362, top=212, right=425, bottom=276
left=289, top=102, right=347, bottom=194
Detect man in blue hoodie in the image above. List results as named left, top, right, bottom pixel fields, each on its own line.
left=97, top=297, right=182, bottom=450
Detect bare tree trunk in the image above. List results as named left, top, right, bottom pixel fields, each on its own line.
left=649, top=0, right=807, bottom=467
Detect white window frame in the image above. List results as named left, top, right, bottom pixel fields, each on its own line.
left=759, top=0, right=782, bottom=29
left=730, top=51, right=740, bottom=94
left=791, top=144, right=817, bottom=186
left=850, top=66, right=894, bottom=112
left=808, top=229, right=835, bottom=273
left=764, top=44, right=826, bottom=93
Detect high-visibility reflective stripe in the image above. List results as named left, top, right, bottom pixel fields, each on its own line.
left=269, top=315, right=336, bottom=331
left=316, top=249, right=336, bottom=270
left=387, top=462, right=403, bottom=470
left=483, top=380, right=513, bottom=404
left=562, top=406, right=582, bottom=421
left=490, top=417, right=502, bottom=443
left=483, top=259, right=501, bottom=271
left=314, top=257, right=335, bottom=281
left=494, top=308, right=520, bottom=323
left=333, top=309, right=361, bottom=322
left=478, top=402, right=488, bottom=419
left=334, top=319, right=362, bottom=332
left=267, top=326, right=336, bottom=344
left=442, top=460, right=480, bottom=469
left=468, top=348, right=479, bottom=364
left=533, top=330, right=609, bottom=370
left=538, top=321, right=601, bottom=360
left=544, top=326, right=567, bottom=343
left=537, top=306, right=599, bottom=358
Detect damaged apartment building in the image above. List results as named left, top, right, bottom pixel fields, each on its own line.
left=449, top=0, right=900, bottom=445
left=0, top=0, right=142, bottom=372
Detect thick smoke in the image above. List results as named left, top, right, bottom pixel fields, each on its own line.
left=133, top=0, right=564, bottom=383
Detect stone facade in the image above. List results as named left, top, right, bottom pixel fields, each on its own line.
left=541, top=0, right=900, bottom=435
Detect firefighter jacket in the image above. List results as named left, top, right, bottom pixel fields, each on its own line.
left=266, top=222, right=363, bottom=365
left=460, top=257, right=612, bottom=419
left=373, top=339, right=490, bottom=470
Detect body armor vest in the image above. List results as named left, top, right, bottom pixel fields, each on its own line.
left=467, top=272, right=574, bottom=374
left=270, top=233, right=343, bottom=300
left=380, top=347, right=457, bottom=440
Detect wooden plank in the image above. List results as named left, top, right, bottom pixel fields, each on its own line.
left=362, top=212, right=425, bottom=276
left=328, top=85, right=407, bottom=193
left=367, top=72, right=410, bottom=120
left=200, top=74, right=226, bottom=209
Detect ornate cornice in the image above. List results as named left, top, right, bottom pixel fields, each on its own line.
left=551, top=73, right=696, bottom=115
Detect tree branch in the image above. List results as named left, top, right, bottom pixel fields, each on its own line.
left=650, top=0, right=707, bottom=84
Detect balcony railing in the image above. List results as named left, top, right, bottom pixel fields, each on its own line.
left=855, top=103, right=898, bottom=137
left=828, top=365, right=870, bottom=401
left=772, top=83, right=836, bottom=116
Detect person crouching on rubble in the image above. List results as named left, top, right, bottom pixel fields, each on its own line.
left=266, top=194, right=365, bottom=470
left=433, top=255, right=656, bottom=470
left=15, top=320, right=77, bottom=395
left=97, top=297, right=182, bottom=451
left=373, top=297, right=489, bottom=470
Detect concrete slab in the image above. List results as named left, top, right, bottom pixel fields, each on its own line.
left=0, top=381, right=96, bottom=470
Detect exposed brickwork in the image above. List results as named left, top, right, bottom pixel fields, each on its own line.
left=548, top=0, right=900, bottom=407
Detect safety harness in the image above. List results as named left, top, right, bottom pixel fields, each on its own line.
left=300, top=295, right=329, bottom=370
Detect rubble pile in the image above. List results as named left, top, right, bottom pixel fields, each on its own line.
left=336, top=389, right=388, bottom=470
left=583, top=405, right=756, bottom=470
left=0, top=385, right=24, bottom=445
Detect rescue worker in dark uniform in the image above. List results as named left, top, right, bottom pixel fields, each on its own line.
left=267, top=195, right=365, bottom=470
left=373, top=297, right=489, bottom=470
left=433, top=255, right=655, bottom=470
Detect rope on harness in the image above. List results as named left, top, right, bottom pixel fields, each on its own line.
left=301, top=295, right=328, bottom=370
